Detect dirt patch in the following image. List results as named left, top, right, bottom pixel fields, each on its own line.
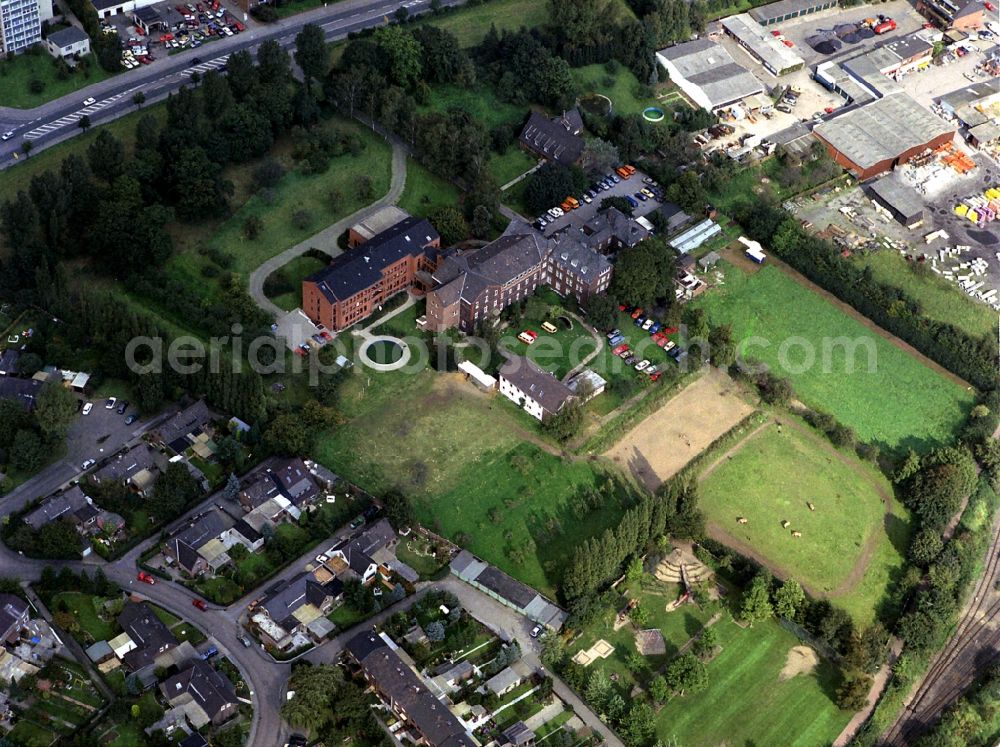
left=604, top=369, right=755, bottom=491
left=780, top=645, right=819, bottom=681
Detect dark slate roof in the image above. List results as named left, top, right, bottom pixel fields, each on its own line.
left=24, top=486, right=90, bottom=530
left=170, top=510, right=229, bottom=553
left=93, top=445, right=158, bottom=484
left=306, top=217, right=440, bottom=303
left=519, top=110, right=585, bottom=165
left=132, top=5, right=161, bottom=22
left=498, top=355, right=575, bottom=418
left=239, top=470, right=279, bottom=509
left=73, top=502, right=100, bottom=524
left=47, top=26, right=89, bottom=47
left=548, top=234, right=612, bottom=280
left=474, top=563, right=539, bottom=609
left=346, top=631, right=477, bottom=747
left=180, top=734, right=209, bottom=747
left=341, top=518, right=395, bottom=575
left=583, top=207, right=650, bottom=248
left=0, top=377, right=43, bottom=411
left=503, top=721, right=536, bottom=747
left=232, top=518, right=262, bottom=544
left=0, top=594, right=28, bottom=640
left=118, top=602, right=177, bottom=670
left=270, top=457, right=319, bottom=507
left=0, top=349, right=20, bottom=375
left=955, top=0, right=984, bottom=18
left=260, top=572, right=334, bottom=633
left=156, top=401, right=212, bottom=445
left=161, top=662, right=238, bottom=721
left=432, top=233, right=548, bottom=306
left=658, top=202, right=694, bottom=234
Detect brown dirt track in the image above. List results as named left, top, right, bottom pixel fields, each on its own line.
left=604, top=369, right=755, bottom=492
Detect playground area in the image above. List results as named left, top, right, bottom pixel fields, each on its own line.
left=604, top=369, right=756, bottom=491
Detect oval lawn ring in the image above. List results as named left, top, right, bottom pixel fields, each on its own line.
left=642, top=106, right=665, bottom=122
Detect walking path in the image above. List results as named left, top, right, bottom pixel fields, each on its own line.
left=248, top=133, right=408, bottom=319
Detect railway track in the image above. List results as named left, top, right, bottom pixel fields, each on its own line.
left=881, top=513, right=1000, bottom=745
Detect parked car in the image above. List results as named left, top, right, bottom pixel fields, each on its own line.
left=239, top=635, right=253, bottom=648
left=645, top=365, right=658, bottom=375
left=641, top=318, right=654, bottom=330
left=192, top=599, right=208, bottom=611
left=81, top=459, right=96, bottom=470
left=624, top=355, right=637, bottom=365
left=630, top=307, right=643, bottom=319
left=649, top=322, right=662, bottom=334
left=635, top=359, right=650, bottom=371
left=606, top=329, right=621, bottom=339
left=634, top=191, right=648, bottom=202
left=640, top=188, right=655, bottom=199
left=609, top=335, right=626, bottom=346
left=117, top=400, right=129, bottom=414
left=105, top=397, right=117, bottom=409
left=82, top=97, right=96, bottom=106
left=1, top=131, right=13, bottom=141
left=625, top=195, right=639, bottom=208
left=125, top=414, right=137, bottom=425
left=530, top=625, right=542, bottom=638
left=612, top=343, right=629, bottom=355
left=137, top=571, right=156, bottom=585
left=82, top=402, right=93, bottom=415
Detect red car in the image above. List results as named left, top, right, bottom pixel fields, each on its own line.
left=612, top=343, right=629, bottom=355
left=650, top=372, right=662, bottom=382
left=656, top=337, right=668, bottom=348
left=524, top=330, right=538, bottom=340
left=618, top=303, right=628, bottom=311
left=662, top=326, right=678, bottom=335
left=137, top=571, right=155, bottom=585
left=233, top=20, right=245, bottom=32
left=192, top=599, right=208, bottom=611
left=630, top=308, right=643, bottom=319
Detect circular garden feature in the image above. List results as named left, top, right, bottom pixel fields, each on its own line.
left=642, top=106, right=665, bottom=123
left=579, top=93, right=613, bottom=117
left=367, top=339, right=403, bottom=365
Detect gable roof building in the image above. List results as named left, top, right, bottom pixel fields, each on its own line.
left=153, top=400, right=214, bottom=453
left=23, top=486, right=93, bottom=530
left=164, top=510, right=231, bottom=576
left=0, top=349, right=19, bottom=376
left=497, top=355, right=576, bottom=422
left=160, top=662, right=239, bottom=727
left=117, top=602, right=178, bottom=672
left=303, top=217, right=441, bottom=332
left=91, top=445, right=161, bottom=495
left=582, top=207, right=652, bottom=253
left=0, top=595, right=29, bottom=644
left=0, top=377, right=43, bottom=411
left=656, top=38, right=765, bottom=110
left=518, top=109, right=585, bottom=166
left=252, top=572, right=342, bottom=650
left=346, top=631, right=478, bottom=747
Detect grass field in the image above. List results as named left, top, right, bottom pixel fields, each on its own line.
left=854, top=250, right=997, bottom=340
left=695, top=262, right=974, bottom=451
left=0, top=50, right=115, bottom=109
left=571, top=63, right=655, bottom=117
left=489, top=146, right=538, bottom=187
left=699, top=422, right=908, bottom=623
left=51, top=592, right=117, bottom=642
left=414, top=0, right=554, bottom=47
left=398, top=158, right=463, bottom=216
left=313, top=369, right=631, bottom=595
left=655, top=617, right=851, bottom=747
left=266, top=254, right=328, bottom=312
left=418, top=84, right=526, bottom=130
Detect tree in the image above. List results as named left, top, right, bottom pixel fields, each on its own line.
left=579, top=138, right=620, bottom=176
left=523, top=162, right=587, bottom=215
left=471, top=204, right=493, bottom=239
left=10, top=429, right=45, bottom=472
left=586, top=295, right=617, bottom=331
left=707, top=324, right=736, bottom=368
left=773, top=579, right=805, bottom=620
left=264, top=413, right=311, bottom=456
left=610, top=238, right=676, bottom=308
left=908, top=527, right=944, bottom=566
left=33, top=384, right=77, bottom=438
left=543, top=400, right=584, bottom=443
left=295, top=24, right=329, bottom=91
left=623, top=702, right=657, bottom=746
left=692, top=625, right=718, bottom=660
left=281, top=664, right=345, bottom=731
left=585, top=667, right=612, bottom=709
left=78, top=115, right=91, bottom=132
left=373, top=25, right=422, bottom=89
left=21, top=141, right=33, bottom=158
left=739, top=572, right=773, bottom=626
left=664, top=653, right=708, bottom=696
left=132, top=91, right=146, bottom=109
left=836, top=673, right=872, bottom=710
left=430, top=206, right=469, bottom=246
left=425, top=621, right=446, bottom=642
left=153, top=462, right=203, bottom=520
left=649, top=674, right=669, bottom=704
left=243, top=215, right=264, bottom=240
left=383, top=490, right=414, bottom=530
left=87, top=130, right=126, bottom=183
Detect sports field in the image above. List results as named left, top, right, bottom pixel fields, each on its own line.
left=695, top=262, right=973, bottom=451
left=313, top=371, right=629, bottom=596
left=655, top=617, right=851, bottom=747
left=698, top=422, right=907, bottom=623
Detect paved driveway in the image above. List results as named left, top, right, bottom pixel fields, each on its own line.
left=538, top=170, right=663, bottom=237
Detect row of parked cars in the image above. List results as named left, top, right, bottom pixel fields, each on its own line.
left=535, top=165, right=654, bottom=230
left=606, top=305, right=690, bottom=376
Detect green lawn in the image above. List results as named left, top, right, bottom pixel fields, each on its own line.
left=6, top=718, right=58, bottom=747
left=171, top=621, right=207, bottom=645
left=50, top=592, right=117, bottom=642
left=489, top=146, right=538, bottom=188
left=398, top=158, right=463, bottom=216
left=265, top=254, right=328, bottom=312
left=655, top=617, right=851, bottom=747
left=695, top=262, right=974, bottom=452
left=853, top=250, right=997, bottom=340
left=414, top=0, right=555, bottom=47
left=571, top=63, right=656, bottom=117
left=419, top=84, right=526, bottom=130
left=395, top=537, right=448, bottom=579
left=194, top=576, right=242, bottom=605
left=698, top=423, right=908, bottom=623
left=0, top=50, right=115, bottom=109
left=313, top=366, right=632, bottom=595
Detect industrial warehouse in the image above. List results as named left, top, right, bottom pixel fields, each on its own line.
left=655, top=39, right=765, bottom=111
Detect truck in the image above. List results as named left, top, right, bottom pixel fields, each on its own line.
left=137, top=571, right=155, bottom=585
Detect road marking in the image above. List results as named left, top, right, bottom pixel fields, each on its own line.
left=24, top=87, right=143, bottom=139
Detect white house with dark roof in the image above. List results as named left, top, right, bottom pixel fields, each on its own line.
left=498, top=355, right=575, bottom=422
left=44, top=25, right=90, bottom=58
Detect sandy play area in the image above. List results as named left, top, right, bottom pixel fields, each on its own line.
left=605, top=370, right=755, bottom=491
left=780, top=645, right=819, bottom=681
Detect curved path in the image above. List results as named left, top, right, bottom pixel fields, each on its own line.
left=249, top=136, right=408, bottom=318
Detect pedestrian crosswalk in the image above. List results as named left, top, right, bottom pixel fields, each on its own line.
left=24, top=87, right=141, bottom=140
left=181, top=54, right=231, bottom=77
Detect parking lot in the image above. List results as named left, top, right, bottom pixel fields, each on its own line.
left=102, top=0, right=247, bottom=69
left=536, top=167, right=665, bottom=236
left=66, top=393, right=148, bottom=468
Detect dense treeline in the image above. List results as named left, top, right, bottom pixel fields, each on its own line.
left=914, top=663, right=1000, bottom=747
left=734, top=202, right=998, bottom=391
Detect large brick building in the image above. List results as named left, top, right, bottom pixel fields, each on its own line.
left=302, top=217, right=441, bottom=332
left=426, top=223, right=612, bottom=334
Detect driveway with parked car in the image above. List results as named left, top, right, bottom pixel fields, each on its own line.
left=534, top=166, right=666, bottom=237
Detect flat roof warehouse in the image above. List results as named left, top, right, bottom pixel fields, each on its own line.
left=721, top=13, right=806, bottom=76
left=750, top=0, right=840, bottom=26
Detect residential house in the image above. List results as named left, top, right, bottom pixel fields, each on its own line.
left=0, top=376, right=43, bottom=411
left=502, top=722, right=536, bottom=747
left=221, top=519, right=264, bottom=554
left=484, top=666, right=523, bottom=697
left=346, top=631, right=478, bottom=747
left=91, top=444, right=161, bottom=496
left=238, top=457, right=322, bottom=519
left=0, top=595, right=29, bottom=644
left=163, top=509, right=231, bottom=577
left=116, top=602, right=178, bottom=674
left=251, top=572, right=342, bottom=651
left=518, top=109, right=585, bottom=166
left=498, top=355, right=576, bottom=422
left=328, top=518, right=397, bottom=586
left=302, top=217, right=441, bottom=332
left=152, top=400, right=214, bottom=454
left=160, top=662, right=239, bottom=728
left=23, top=486, right=94, bottom=531
left=0, top=349, right=19, bottom=376
left=44, top=25, right=90, bottom=58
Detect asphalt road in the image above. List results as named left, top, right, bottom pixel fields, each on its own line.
left=0, top=0, right=462, bottom=168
